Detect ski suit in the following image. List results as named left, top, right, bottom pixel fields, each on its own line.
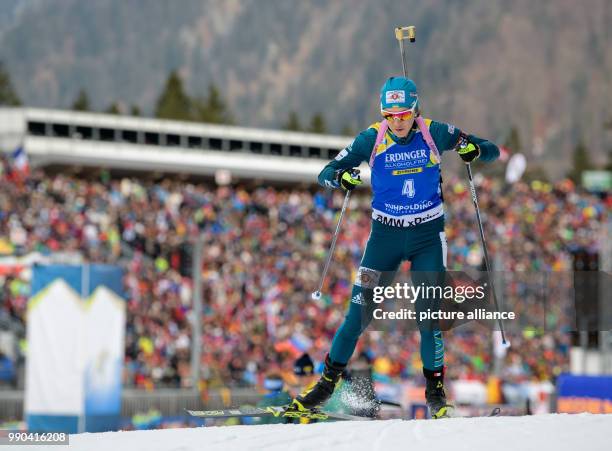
left=319, top=118, right=499, bottom=372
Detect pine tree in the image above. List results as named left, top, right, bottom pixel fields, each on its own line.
left=193, top=83, right=234, bottom=124
left=308, top=112, right=327, bottom=134
left=72, top=89, right=90, bottom=111
left=154, top=70, right=192, bottom=121
left=504, top=126, right=522, bottom=152
left=341, top=124, right=355, bottom=136
left=283, top=111, right=302, bottom=131
left=605, top=119, right=612, bottom=171
left=0, top=63, right=20, bottom=106
left=567, top=140, right=593, bottom=183
left=105, top=102, right=121, bottom=115
left=523, top=166, right=550, bottom=183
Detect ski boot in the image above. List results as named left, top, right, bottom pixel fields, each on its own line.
left=424, top=367, right=454, bottom=419
left=289, top=354, right=346, bottom=412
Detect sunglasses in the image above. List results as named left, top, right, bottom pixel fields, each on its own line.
left=382, top=107, right=416, bottom=121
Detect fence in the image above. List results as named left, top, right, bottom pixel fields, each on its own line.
left=0, top=388, right=262, bottom=423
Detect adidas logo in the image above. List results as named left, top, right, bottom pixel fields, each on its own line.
left=351, top=293, right=366, bottom=305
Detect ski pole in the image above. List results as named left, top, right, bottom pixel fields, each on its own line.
left=394, top=26, right=416, bottom=77
left=395, top=25, right=509, bottom=345
left=463, top=162, right=508, bottom=345
left=312, top=189, right=351, bottom=300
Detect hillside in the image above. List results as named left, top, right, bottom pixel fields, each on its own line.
left=0, top=0, right=611, bottom=175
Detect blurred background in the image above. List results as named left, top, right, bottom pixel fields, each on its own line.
left=0, top=0, right=610, bottom=432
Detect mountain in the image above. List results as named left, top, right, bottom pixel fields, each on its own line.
left=0, top=0, right=610, bottom=177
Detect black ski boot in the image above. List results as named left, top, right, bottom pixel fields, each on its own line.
left=290, top=354, right=346, bottom=412
left=424, top=367, right=453, bottom=419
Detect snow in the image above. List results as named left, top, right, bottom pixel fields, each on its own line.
left=28, top=413, right=612, bottom=451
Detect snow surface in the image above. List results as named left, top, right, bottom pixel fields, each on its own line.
left=27, top=413, right=612, bottom=451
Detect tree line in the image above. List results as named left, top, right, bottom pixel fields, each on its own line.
left=0, top=61, right=610, bottom=177
left=70, top=70, right=336, bottom=134
left=58, top=68, right=337, bottom=134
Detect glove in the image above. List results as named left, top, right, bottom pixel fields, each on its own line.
left=336, top=168, right=362, bottom=191
left=457, top=142, right=480, bottom=163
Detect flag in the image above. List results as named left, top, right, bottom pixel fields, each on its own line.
left=263, top=285, right=281, bottom=337
left=498, top=145, right=510, bottom=162
left=10, top=146, right=29, bottom=176
left=505, top=153, right=527, bottom=184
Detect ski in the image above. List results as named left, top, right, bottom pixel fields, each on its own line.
left=450, top=406, right=502, bottom=419
left=186, top=405, right=502, bottom=422
left=488, top=407, right=501, bottom=417
left=186, top=405, right=372, bottom=421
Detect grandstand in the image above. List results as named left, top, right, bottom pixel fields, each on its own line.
left=0, top=107, right=359, bottom=183
left=0, top=107, right=610, bottom=431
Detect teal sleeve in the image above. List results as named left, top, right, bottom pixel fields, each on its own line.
left=428, top=120, right=462, bottom=153
left=467, top=134, right=500, bottom=162
left=428, top=120, right=499, bottom=162
left=318, top=127, right=376, bottom=188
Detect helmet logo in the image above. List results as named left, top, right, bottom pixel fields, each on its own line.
left=385, top=90, right=406, bottom=104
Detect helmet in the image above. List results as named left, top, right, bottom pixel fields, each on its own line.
left=380, top=76, right=418, bottom=112
left=293, top=353, right=315, bottom=376
left=263, top=373, right=285, bottom=392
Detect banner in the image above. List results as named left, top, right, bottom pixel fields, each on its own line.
left=25, top=264, right=125, bottom=433
left=505, top=153, right=526, bottom=184
left=557, top=373, right=612, bottom=413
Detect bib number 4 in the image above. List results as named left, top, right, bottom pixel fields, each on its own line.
left=402, top=179, right=416, bottom=198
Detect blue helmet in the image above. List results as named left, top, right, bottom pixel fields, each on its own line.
left=380, top=77, right=418, bottom=111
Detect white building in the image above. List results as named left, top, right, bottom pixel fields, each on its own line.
left=0, top=107, right=367, bottom=184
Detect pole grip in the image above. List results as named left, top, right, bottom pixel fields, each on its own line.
left=395, top=26, right=416, bottom=42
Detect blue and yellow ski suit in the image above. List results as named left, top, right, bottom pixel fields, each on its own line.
left=319, top=118, right=499, bottom=372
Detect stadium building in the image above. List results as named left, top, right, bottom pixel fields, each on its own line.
left=0, top=107, right=366, bottom=184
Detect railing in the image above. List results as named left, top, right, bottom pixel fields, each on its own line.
left=0, top=388, right=262, bottom=422
left=119, top=388, right=261, bottom=417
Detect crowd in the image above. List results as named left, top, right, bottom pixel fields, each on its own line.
left=0, top=154, right=609, bottom=394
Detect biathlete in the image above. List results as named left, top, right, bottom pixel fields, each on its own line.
left=290, top=76, right=500, bottom=419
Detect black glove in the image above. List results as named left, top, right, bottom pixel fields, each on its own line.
left=456, top=134, right=480, bottom=163
left=336, top=168, right=362, bottom=191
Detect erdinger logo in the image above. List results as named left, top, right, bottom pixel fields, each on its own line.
left=385, top=149, right=427, bottom=163
left=384, top=149, right=429, bottom=170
